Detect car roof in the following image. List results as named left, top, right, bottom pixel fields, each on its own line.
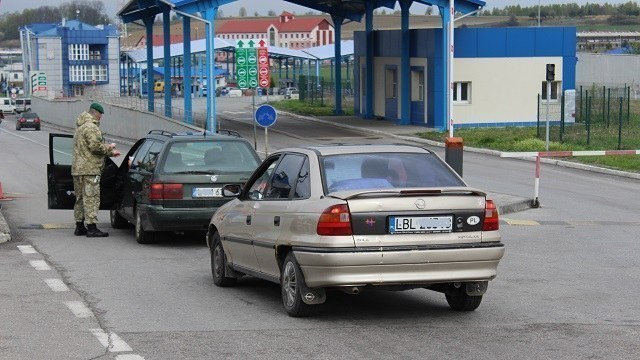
left=275, top=144, right=432, bottom=156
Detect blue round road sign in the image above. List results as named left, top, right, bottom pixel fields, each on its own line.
left=255, top=104, right=277, bottom=128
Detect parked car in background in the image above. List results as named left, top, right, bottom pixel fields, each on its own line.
left=207, top=144, right=504, bottom=316
left=0, top=97, right=16, bottom=114
left=228, top=88, right=242, bottom=97
left=283, top=87, right=298, bottom=99
left=47, top=130, right=261, bottom=244
left=16, top=112, right=40, bottom=131
left=14, top=98, right=31, bottom=113
left=286, top=89, right=299, bottom=100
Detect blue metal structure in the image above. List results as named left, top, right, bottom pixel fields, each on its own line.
left=118, top=0, right=485, bottom=128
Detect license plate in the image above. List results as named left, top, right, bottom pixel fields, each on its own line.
left=192, top=187, right=222, bottom=198
left=388, top=216, right=453, bottom=234
left=26, top=119, right=34, bottom=122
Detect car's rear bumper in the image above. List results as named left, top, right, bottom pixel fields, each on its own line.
left=18, top=122, right=39, bottom=128
left=293, top=243, right=505, bottom=288
left=142, top=205, right=217, bottom=231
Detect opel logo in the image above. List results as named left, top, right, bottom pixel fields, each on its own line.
left=415, top=199, right=426, bottom=209
left=210, top=175, right=218, bottom=182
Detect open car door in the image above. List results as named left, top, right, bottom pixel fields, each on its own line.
left=47, top=133, right=117, bottom=210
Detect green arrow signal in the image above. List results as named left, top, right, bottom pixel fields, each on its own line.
left=237, top=40, right=244, bottom=48
left=248, top=40, right=255, bottom=48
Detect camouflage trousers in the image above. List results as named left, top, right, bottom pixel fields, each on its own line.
left=73, top=175, right=101, bottom=225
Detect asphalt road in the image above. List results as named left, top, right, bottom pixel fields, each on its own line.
left=0, top=105, right=639, bottom=360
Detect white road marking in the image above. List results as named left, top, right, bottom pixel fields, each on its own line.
left=223, top=111, right=248, bottom=115
left=44, top=278, right=69, bottom=292
left=0, top=128, right=48, bottom=147
left=90, top=329, right=133, bottom=352
left=116, top=355, right=145, bottom=360
left=29, top=260, right=51, bottom=271
left=64, top=301, right=94, bottom=318
left=17, top=245, right=37, bottom=254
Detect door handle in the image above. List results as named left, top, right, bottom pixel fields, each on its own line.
left=274, top=216, right=280, bottom=226
left=246, top=215, right=252, bottom=225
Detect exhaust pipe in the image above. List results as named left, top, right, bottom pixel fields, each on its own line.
left=340, top=286, right=363, bottom=295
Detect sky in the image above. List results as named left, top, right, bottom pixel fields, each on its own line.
left=0, top=0, right=636, bottom=19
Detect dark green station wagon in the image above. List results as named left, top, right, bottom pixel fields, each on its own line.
left=48, top=130, right=261, bottom=244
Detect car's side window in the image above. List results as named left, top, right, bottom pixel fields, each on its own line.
left=293, top=158, right=310, bottom=199
left=129, top=140, right=153, bottom=171
left=246, top=157, right=280, bottom=201
left=139, top=141, right=163, bottom=172
left=265, top=154, right=305, bottom=200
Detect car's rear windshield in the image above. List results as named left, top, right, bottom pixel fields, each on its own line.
left=22, top=112, right=38, bottom=118
left=321, top=152, right=465, bottom=192
left=161, top=139, right=260, bottom=174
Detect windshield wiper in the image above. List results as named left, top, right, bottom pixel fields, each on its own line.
left=169, top=171, right=215, bottom=175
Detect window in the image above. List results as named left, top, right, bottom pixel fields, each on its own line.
left=247, top=158, right=279, bottom=200
left=453, top=82, right=471, bottom=103
left=411, top=70, right=424, bottom=101
left=385, top=68, right=397, bottom=99
left=294, top=158, right=311, bottom=199
left=68, top=44, right=89, bottom=60
left=265, top=154, right=305, bottom=200
left=541, top=81, right=561, bottom=101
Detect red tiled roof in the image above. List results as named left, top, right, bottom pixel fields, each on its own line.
left=217, top=17, right=329, bottom=34
left=279, top=18, right=328, bottom=32
left=217, top=19, right=277, bottom=33
left=281, top=11, right=294, bottom=17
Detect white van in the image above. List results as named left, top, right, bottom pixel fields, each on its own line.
left=15, top=98, right=31, bottom=113
left=0, top=98, right=16, bottom=114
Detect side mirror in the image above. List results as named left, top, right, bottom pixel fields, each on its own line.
left=222, top=184, right=241, bottom=197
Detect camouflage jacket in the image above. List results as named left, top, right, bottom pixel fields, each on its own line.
left=71, top=112, right=115, bottom=176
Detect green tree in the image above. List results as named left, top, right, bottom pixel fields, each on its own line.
left=268, top=10, right=276, bottom=17
left=239, top=7, right=247, bottom=17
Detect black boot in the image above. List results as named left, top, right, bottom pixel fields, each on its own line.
left=74, top=222, right=87, bottom=236
left=86, top=224, right=109, bottom=237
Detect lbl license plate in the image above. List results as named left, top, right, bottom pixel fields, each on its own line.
left=389, top=216, right=453, bottom=234
left=192, top=187, right=222, bottom=198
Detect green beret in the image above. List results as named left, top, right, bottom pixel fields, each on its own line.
left=90, top=102, right=104, bottom=114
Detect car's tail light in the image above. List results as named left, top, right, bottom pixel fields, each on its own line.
left=482, top=199, right=499, bottom=231
left=149, top=183, right=183, bottom=200
left=34, top=117, right=40, bottom=123
left=19, top=118, right=25, bottom=123
left=317, top=204, right=352, bottom=236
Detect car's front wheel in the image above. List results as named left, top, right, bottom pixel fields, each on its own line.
left=110, top=209, right=128, bottom=229
left=211, top=232, right=236, bottom=287
left=281, top=252, right=318, bottom=317
left=445, top=284, right=483, bottom=311
left=135, top=209, right=155, bottom=244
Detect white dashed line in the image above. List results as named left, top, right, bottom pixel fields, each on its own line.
left=17, top=245, right=37, bottom=254
left=116, top=355, right=145, bottom=360
left=44, top=278, right=69, bottom=292
left=90, top=329, right=133, bottom=352
left=29, top=260, right=51, bottom=271
left=64, top=301, right=94, bottom=318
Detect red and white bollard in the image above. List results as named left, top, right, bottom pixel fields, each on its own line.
left=532, top=156, right=541, bottom=208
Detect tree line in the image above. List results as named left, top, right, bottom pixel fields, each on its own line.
left=0, top=0, right=111, bottom=42
left=484, top=2, right=640, bottom=18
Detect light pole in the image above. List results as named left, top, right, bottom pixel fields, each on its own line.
left=537, top=0, right=541, bottom=27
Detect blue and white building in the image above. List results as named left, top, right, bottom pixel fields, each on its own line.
left=354, top=27, right=577, bottom=128
left=20, top=20, right=120, bottom=98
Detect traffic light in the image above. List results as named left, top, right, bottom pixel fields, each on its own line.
left=546, top=64, right=555, bottom=82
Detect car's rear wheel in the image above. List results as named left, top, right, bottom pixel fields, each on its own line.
left=15, top=124, right=20, bottom=130
left=281, top=252, right=318, bottom=317
left=211, top=232, right=236, bottom=287
left=36, top=126, right=40, bottom=131
left=445, top=284, right=483, bottom=311
left=135, top=209, right=155, bottom=244
left=110, top=209, right=128, bottom=229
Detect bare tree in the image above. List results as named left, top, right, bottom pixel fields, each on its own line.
left=239, top=7, right=247, bottom=17
left=268, top=10, right=276, bottom=16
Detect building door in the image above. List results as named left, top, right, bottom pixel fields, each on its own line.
left=385, top=66, right=398, bottom=120
left=73, top=86, right=84, bottom=97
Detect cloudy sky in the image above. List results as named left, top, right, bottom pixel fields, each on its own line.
left=0, top=0, right=634, bottom=19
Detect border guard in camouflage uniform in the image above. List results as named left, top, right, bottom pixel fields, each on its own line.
left=72, top=103, right=120, bottom=237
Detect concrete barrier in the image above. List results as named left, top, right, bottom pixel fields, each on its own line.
left=32, top=97, right=203, bottom=140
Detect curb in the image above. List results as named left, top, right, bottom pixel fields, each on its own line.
left=498, top=199, right=535, bottom=215
left=0, top=205, right=10, bottom=244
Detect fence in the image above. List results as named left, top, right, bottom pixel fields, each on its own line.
left=538, top=85, right=639, bottom=150
left=298, top=75, right=355, bottom=110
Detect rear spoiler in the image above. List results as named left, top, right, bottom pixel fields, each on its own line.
left=328, top=187, right=487, bottom=200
